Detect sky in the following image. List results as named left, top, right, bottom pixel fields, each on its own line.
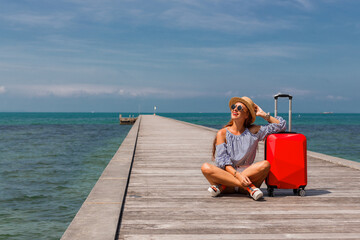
left=0, top=0, right=359, bottom=113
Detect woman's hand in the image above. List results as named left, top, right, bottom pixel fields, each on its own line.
left=236, top=172, right=252, bottom=187
left=254, top=104, right=266, bottom=118
left=255, top=103, right=279, bottom=123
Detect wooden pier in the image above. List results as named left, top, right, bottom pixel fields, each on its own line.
left=62, top=115, right=360, bottom=240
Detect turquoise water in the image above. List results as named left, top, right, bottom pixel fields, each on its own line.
left=1, top=112, right=359, bottom=239
left=0, top=113, right=135, bottom=240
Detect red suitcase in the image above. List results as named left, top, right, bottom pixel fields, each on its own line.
left=265, top=94, right=307, bottom=197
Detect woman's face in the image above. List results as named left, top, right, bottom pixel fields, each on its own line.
left=231, top=102, right=248, bottom=120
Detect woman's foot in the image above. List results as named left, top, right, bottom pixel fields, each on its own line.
left=247, top=184, right=263, bottom=201
left=208, top=184, right=226, bottom=197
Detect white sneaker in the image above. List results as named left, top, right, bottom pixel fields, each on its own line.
left=208, top=185, right=222, bottom=197
left=250, top=188, right=263, bottom=201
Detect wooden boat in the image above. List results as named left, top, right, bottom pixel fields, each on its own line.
left=119, top=114, right=137, bottom=125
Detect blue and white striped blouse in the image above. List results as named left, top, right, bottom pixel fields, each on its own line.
left=215, top=117, right=286, bottom=170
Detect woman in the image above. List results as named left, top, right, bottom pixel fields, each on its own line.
left=201, top=96, right=286, bottom=200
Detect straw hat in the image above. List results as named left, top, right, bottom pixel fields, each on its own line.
left=229, top=96, right=256, bottom=124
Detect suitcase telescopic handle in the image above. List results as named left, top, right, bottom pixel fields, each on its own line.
left=274, top=93, right=293, bottom=132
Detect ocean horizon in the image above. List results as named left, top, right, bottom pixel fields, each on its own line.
left=0, top=112, right=359, bottom=239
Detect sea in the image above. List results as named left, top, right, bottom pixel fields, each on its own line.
left=0, top=112, right=359, bottom=240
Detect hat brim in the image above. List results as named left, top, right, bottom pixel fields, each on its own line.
left=229, top=97, right=256, bottom=124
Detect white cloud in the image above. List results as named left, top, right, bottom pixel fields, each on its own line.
left=1, top=13, right=74, bottom=28
left=12, top=84, right=116, bottom=97
left=118, top=87, right=202, bottom=98
left=159, top=6, right=293, bottom=33
left=6, top=84, right=208, bottom=99
left=171, top=43, right=311, bottom=60
left=295, top=0, right=314, bottom=10
left=0, top=0, right=316, bottom=34
left=1, top=0, right=294, bottom=33
left=326, top=95, right=348, bottom=101
left=0, top=86, right=6, bottom=94
left=279, top=88, right=312, bottom=96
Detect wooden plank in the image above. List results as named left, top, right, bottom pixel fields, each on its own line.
left=117, top=115, right=360, bottom=239
left=120, top=233, right=360, bottom=240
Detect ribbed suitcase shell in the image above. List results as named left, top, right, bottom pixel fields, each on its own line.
left=265, top=133, right=307, bottom=190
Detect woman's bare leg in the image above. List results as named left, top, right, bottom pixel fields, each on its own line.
left=201, top=163, right=241, bottom=187
left=241, top=160, right=270, bottom=188
left=201, top=161, right=270, bottom=195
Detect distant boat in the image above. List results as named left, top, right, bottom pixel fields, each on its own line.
left=322, top=112, right=334, bottom=114
left=119, top=114, right=137, bottom=125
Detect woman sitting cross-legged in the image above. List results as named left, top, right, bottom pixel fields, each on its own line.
left=201, top=96, right=286, bottom=200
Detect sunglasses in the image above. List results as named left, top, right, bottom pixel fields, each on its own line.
left=231, top=104, right=243, bottom=111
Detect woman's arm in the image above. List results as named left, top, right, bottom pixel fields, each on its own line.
left=249, top=104, right=283, bottom=134
left=225, top=165, right=252, bottom=187
left=214, top=129, right=234, bottom=169
left=249, top=103, right=287, bottom=139
left=255, top=104, right=279, bottom=124
left=216, top=128, right=227, bottom=145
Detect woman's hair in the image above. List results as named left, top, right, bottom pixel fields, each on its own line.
left=211, top=107, right=253, bottom=160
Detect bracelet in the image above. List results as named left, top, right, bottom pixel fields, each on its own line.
left=265, top=112, right=271, bottom=121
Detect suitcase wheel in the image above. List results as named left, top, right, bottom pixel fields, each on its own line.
left=267, top=187, right=274, bottom=197
left=293, top=188, right=306, bottom=197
